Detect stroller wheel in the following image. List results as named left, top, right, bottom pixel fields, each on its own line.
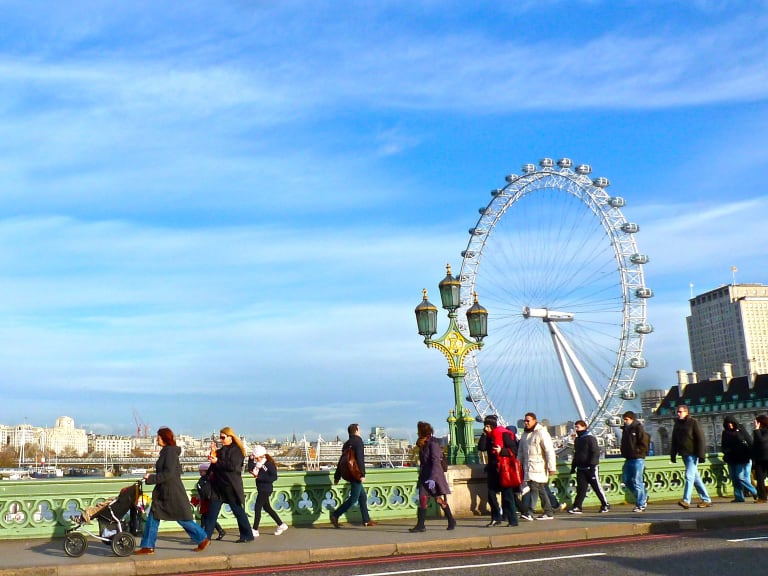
left=63, top=532, right=88, bottom=558
left=111, top=532, right=136, bottom=557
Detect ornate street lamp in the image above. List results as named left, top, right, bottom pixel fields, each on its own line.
left=414, top=264, right=488, bottom=464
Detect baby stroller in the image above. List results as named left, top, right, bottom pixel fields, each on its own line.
left=64, top=480, right=145, bottom=557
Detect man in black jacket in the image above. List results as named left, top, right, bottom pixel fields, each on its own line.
left=620, top=411, right=649, bottom=512
left=670, top=405, right=712, bottom=509
left=568, top=420, right=610, bottom=514
left=721, top=416, right=758, bottom=502
left=330, top=423, right=375, bottom=528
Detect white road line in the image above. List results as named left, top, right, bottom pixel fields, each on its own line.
left=727, top=536, right=768, bottom=542
left=350, top=552, right=607, bottom=576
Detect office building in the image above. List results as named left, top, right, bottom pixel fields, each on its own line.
left=686, top=283, right=768, bottom=379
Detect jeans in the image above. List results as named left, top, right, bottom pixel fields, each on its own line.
left=205, top=498, right=252, bottom=540
left=333, top=481, right=371, bottom=523
left=682, top=455, right=711, bottom=503
left=140, top=509, right=208, bottom=549
left=729, top=461, right=757, bottom=501
left=622, top=458, right=646, bottom=507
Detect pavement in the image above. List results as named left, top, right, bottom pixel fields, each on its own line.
left=1, top=498, right=767, bottom=576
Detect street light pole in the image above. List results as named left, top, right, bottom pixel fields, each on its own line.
left=414, top=264, right=488, bottom=464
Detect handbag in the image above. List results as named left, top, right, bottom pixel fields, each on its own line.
left=340, top=446, right=363, bottom=482
left=497, top=454, right=523, bottom=489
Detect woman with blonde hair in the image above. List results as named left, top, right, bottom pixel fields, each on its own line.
left=204, top=426, right=253, bottom=542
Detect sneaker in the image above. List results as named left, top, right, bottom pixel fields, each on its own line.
left=567, top=507, right=583, bottom=515
left=677, top=500, right=690, bottom=509
left=697, top=502, right=712, bottom=508
left=520, top=513, right=534, bottom=521
left=486, top=520, right=503, bottom=527
left=536, top=514, right=554, bottom=520
left=274, top=523, right=288, bottom=535
left=252, top=529, right=260, bottom=538
left=558, top=502, right=568, bottom=512
left=599, top=505, right=610, bottom=513
left=632, top=505, right=646, bottom=512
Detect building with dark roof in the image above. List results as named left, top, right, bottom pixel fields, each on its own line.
left=646, top=371, right=768, bottom=454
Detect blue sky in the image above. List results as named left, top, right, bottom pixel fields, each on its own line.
left=1, top=1, right=767, bottom=442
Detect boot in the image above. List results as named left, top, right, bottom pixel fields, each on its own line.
left=443, top=505, right=456, bottom=530
left=409, top=507, right=426, bottom=533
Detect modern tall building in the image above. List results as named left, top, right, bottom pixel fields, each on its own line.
left=686, top=283, right=768, bottom=379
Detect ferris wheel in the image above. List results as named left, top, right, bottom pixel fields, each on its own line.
left=457, top=158, right=652, bottom=441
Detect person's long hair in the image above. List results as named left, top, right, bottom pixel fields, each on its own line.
left=157, top=427, right=176, bottom=447
left=416, top=421, right=433, bottom=449
left=220, top=426, right=247, bottom=457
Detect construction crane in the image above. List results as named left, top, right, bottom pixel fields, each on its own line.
left=132, top=409, right=150, bottom=438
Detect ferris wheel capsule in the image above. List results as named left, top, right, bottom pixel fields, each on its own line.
left=539, top=158, right=554, bottom=168
left=621, top=223, right=639, bottom=233
left=575, top=164, right=592, bottom=175
left=522, top=163, right=536, bottom=174
left=593, top=177, right=610, bottom=188
left=608, top=197, right=625, bottom=208
left=557, top=158, right=573, bottom=168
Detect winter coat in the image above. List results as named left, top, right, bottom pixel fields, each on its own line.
left=479, top=426, right=518, bottom=491
left=570, top=430, right=600, bottom=473
left=752, top=428, right=768, bottom=462
left=517, top=423, right=556, bottom=484
left=210, top=443, right=246, bottom=506
left=417, top=436, right=450, bottom=496
left=670, top=415, right=706, bottom=463
left=721, top=417, right=752, bottom=465
left=620, top=420, right=649, bottom=459
left=248, top=457, right=279, bottom=494
left=146, top=445, right=193, bottom=522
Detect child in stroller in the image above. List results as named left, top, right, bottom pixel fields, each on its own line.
left=64, top=480, right=145, bottom=558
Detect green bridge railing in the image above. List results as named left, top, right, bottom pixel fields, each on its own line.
left=0, top=455, right=732, bottom=540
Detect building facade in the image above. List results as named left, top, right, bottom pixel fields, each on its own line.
left=686, top=283, right=768, bottom=379
left=647, top=372, right=768, bottom=455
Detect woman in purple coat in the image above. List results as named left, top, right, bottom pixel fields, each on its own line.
left=409, top=421, right=455, bottom=532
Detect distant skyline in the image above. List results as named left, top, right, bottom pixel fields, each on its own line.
left=1, top=2, right=767, bottom=441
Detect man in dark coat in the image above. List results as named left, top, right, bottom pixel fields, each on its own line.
left=330, top=423, right=374, bottom=528
left=721, top=416, right=757, bottom=502
left=568, top=420, right=610, bottom=514
left=670, top=405, right=712, bottom=509
left=620, top=411, right=649, bottom=512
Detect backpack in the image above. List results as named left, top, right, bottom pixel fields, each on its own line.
left=195, top=473, right=213, bottom=501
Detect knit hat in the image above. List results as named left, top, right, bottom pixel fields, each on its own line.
left=251, top=445, right=267, bottom=458
left=198, top=462, right=210, bottom=471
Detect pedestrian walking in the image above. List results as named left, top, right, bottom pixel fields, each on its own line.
left=517, top=412, right=557, bottom=521
left=478, top=415, right=518, bottom=527
left=247, top=445, right=288, bottom=537
left=330, top=423, right=375, bottom=528
left=721, top=416, right=757, bottom=502
left=752, top=414, right=768, bottom=503
left=568, top=420, right=610, bottom=514
left=191, top=462, right=226, bottom=540
left=205, top=426, right=253, bottom=542
left=135, top=427, right=211, bottom=554
left=620, top=411, right=649, bottom=512
left=409, top=421, right=455, bottom=532
left=670, top=405, right=712, bottom=509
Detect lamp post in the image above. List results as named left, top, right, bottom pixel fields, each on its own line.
left=414, top=264, right=488, bottom=464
